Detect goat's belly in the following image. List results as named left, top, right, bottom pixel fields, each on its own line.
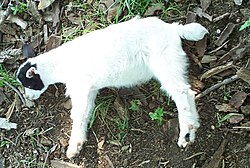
left=94, top=67, right=153, bottom=89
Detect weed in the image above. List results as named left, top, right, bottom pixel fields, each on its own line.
left=216, top=112, right=243, bottom=126
left=115, top=0, right=151, bottom=22
left=89, top=95, right=115, bottom=129
left=239, top=18, right=250, bottom=31
left=0, top=140, right=10, bottom=148
left=223, top=89, right=231, bottom=101
left=129, top=99, right=141, bottom=112
left=0, top=64, right=19, bottom=87
left=149, top=107, right=166, bottom=125
left=113, top=115, right=129, bottom=143
left=10, top=1, right=27, bottom=15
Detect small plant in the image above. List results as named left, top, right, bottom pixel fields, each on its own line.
left=149, top=107, right=166, bottom=125
left=0, top=140, right=10, bottom=148
left=0, top=64, right=19, bottom=87
left=239, top=18, right=250, bottom=31
left=10, top=1, right=27, bottom=15
left=216, top=112, right=243, bottom=126
left=223, top=90, right=231, bottom=101
left=129, top=99, right=141, bottom=111
left=113, top=116, right=129, bottom=143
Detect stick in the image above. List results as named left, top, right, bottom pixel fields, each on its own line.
left=0, top=77, right=26, bottom=105
left=196, top=75, right=239, bottom=99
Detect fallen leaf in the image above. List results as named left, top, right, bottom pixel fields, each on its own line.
left=50, top=160, right=84, bottom=168
left=51, top=1, right=60, bottom=27
left=216, top=40, right=250, bottom=65
left=228, top=113, right=244, bottom=124
left=45, top=35, right=62, bottom=51
left=144, top=3, right=163, bottom=16
left=194, top=7, right=212, bottom=22
left=66, top=13, right=83, bottom=25
left=229, top=91, right=248, bottom=109
left=200, top=0, right=211, bottom=12
left=215, top=104, right=238, bottom=113
left=201, top=55, right=217, bottom=63
left=7, top=15, right=27, bottom=29
left=186, top=11, right=197, bottom=24
left=38, top=0, right=56, bottom=10
left=215, top=23, right=236, bottom=46
left=27, top=0, right=42, bottom=22
left=0, top=118, right=17, bottom=130
left=241, top=105, right=250, bottom=115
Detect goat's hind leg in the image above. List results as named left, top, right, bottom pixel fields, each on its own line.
left=66, top=88, right=98, bottom=159
left=149, top=52, right=200, bottom=148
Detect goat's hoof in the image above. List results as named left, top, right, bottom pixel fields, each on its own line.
left=66, top=142, right=83, bottom=159
left=177, top=122, right=199, bottom=148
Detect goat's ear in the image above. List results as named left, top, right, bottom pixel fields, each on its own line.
left=26, top=67, right=37, bottom=78
left=23, top=43, right=35, bottom=58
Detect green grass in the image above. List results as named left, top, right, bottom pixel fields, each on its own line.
left=129, top=99, right=141, bottom=112
left=0, top=64, right=19, bottom=87
left=10, top=1, right=28, bottom=15
left=216, top=112, right=243, bottom=126
left=239, top=18, right=250, bottom=31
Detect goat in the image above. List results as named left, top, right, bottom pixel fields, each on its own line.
left=16, top=17, right=208, bottom=159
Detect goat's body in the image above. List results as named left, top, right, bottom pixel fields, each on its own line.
left=17, top=17, right=208, bottom=159
left=30, top=18, right=187, bottom=90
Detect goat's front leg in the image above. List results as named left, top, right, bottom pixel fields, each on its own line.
left=66, top=89, right=98, bottom=159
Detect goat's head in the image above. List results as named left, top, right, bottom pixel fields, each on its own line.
left=16, top=60, right=48, bottom=100
left=16, top=43, right=49, bottom=100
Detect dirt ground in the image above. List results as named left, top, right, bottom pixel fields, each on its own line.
left=0, top=0, right=250, bottom=167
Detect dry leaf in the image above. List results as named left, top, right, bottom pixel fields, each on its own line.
left=38, top=0, right=56, bottom=10
left=201, top=55, right=217, bottom=63
left=194, top=7, right=212, bottom=21
left=186, top=11, right=197, bottom=24
left=229, top=91, right=248, bottom=109
left=144, top=3, right=163, bottom=16
left=200, top=0, right=211, bottom=12
left=27, top=0, right=42, bottom=22
left=215, top=104, right=238, bottom=113
left=228, top=113, right=244, bottom=124
left=215, top=23, right=236, bottom=46
left=45, top=35, right=62, bottom=51
left=241, top=105, right=250, bottom=115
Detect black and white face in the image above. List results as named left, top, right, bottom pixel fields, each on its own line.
left=16, top=61, right=47, bottom=100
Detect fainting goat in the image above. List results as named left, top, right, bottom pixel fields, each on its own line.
left=16, top=17, right=208, bottom=159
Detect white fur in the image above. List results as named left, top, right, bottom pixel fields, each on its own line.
left=17, top=17, right=208, bottom=158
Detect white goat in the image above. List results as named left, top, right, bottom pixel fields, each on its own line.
left=16, top=17, right=208, bottom=159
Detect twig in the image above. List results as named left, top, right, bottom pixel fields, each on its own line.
left=0, top=77, right=26, bottom=105
left=196, top=75, right=239, bottom=99
left=183, top=152, right=206, bottom=161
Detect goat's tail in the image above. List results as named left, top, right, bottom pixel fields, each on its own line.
left=177, top=23, right=208, bottom=41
